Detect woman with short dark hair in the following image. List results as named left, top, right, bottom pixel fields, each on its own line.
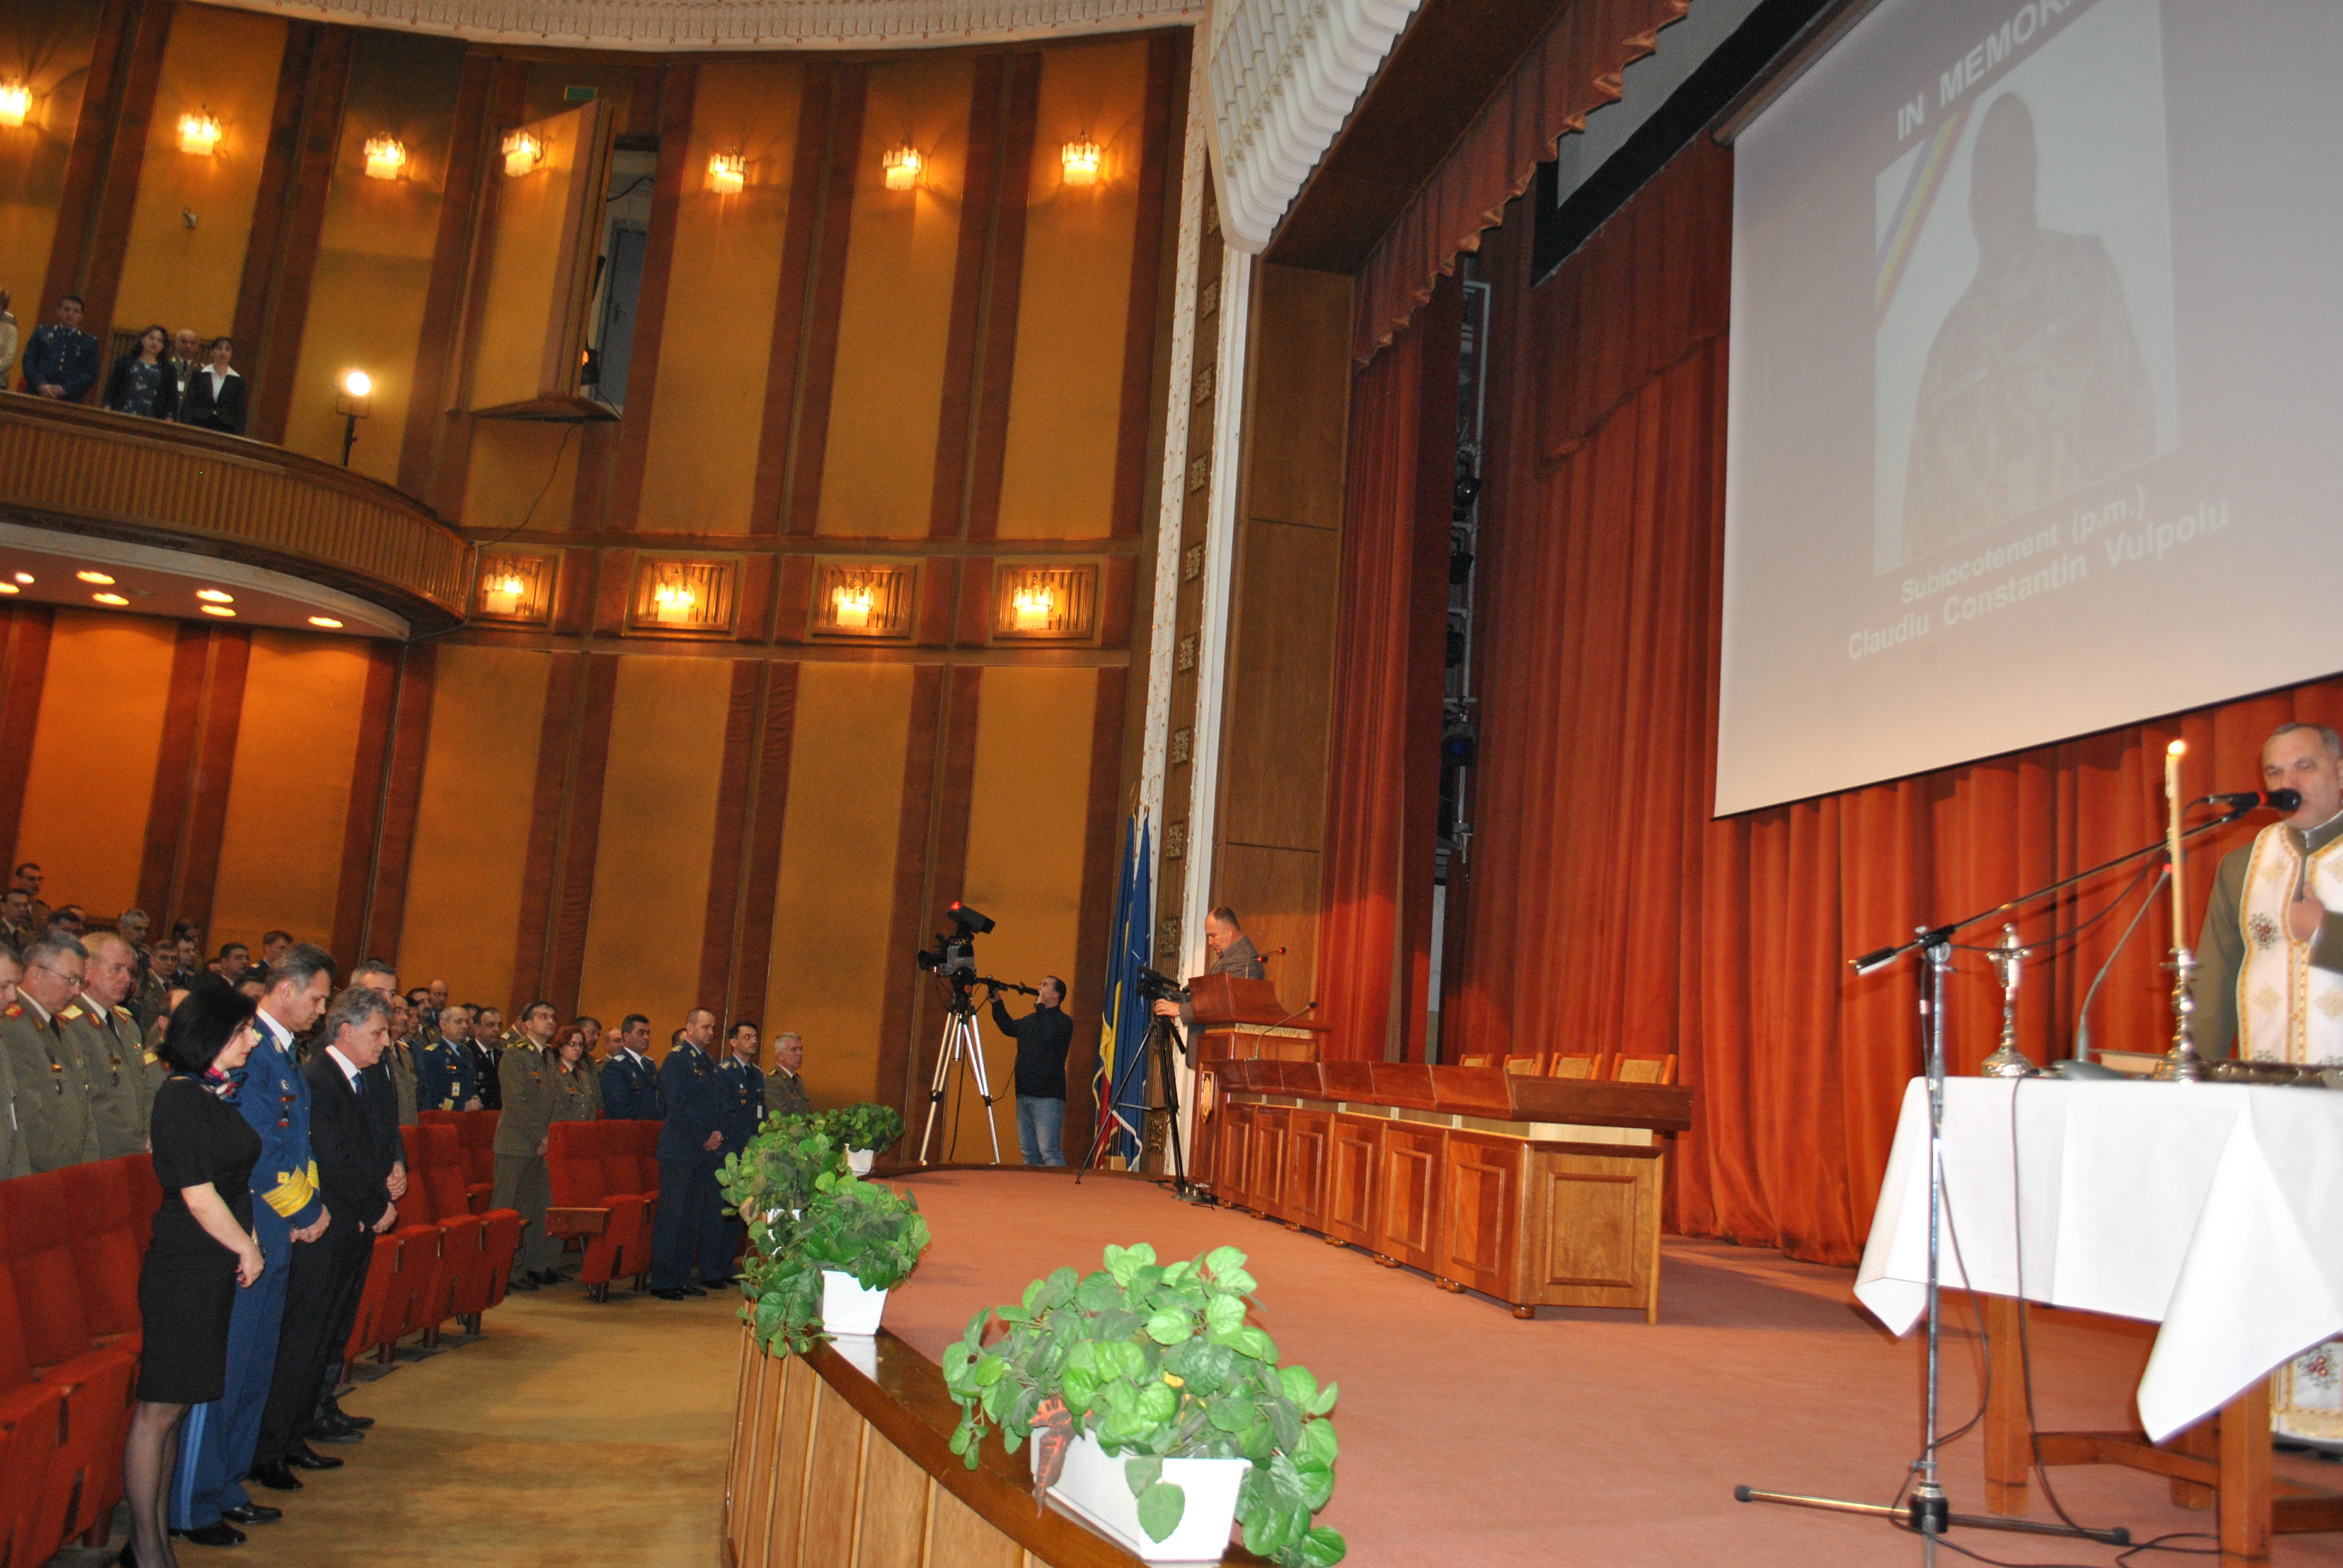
left=123, top=985, right=266, bottom=1567
left=103, top=324, right=179, bottom=420
left=177, top=336, right=245, bottom=434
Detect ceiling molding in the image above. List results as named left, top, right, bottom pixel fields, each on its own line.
left=1204, top=0, right=1423, bottom=254
left=197, top=0, right=1204, bottom=51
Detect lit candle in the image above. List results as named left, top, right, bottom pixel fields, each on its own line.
left=2166, top=739, right=2187, bottom=941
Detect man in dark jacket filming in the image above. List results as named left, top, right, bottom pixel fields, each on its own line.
left=988, top=976, right=1072, bottom=1167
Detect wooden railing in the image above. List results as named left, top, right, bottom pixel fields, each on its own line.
left=0, top=393, right=472, bottom=630
left=725, top=1325, right=1273, bottom=1568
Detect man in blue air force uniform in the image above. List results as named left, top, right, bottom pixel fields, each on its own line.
left=173, top=947, right=338, bottom=1544
left=649, top=1009, right=732, bottom=1299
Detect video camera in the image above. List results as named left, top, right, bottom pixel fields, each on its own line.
left=916, top=901, right=994, bottom=982
left=1136, top=964, right=1190, bottom=1005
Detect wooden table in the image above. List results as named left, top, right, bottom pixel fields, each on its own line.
left=1981, top=1298, right=2343, bottom=1565
left=1198, top=1047, right=1691, bottom=1320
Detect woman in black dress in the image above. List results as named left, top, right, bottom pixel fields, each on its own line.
left=102, top=324, right=178, bottom=420
left=123, top=986, right=266, bottom=1568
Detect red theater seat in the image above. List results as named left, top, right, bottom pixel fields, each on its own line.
left=422, top=1109, right=501, bottom=1214
left=0, top=1172, right=139, bottom=1551
left=546, top=1122, right=650, bottom=1302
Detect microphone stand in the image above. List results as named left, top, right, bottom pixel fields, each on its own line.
left=1738, top=803, right=2255, bottom=1561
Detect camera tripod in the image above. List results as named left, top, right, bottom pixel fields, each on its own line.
left=1078, top=1009, right=1194, bottom=1198
left=916, top=987, right=1002, bottom=1165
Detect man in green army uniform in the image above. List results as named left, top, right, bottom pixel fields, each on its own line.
left=61, top=932, right=150, bottom=1159
left=118, top=908, right=171, bottom=1033
left=765, top=1030, right=813, bottom=1119
left=383, top=994, right=421, bottom=1126
left=0, top=933, right=100, bottom=1169
left=0, top=949, right=30, bottom=1176
left=492, top=1002, right=561, bottom=1288
left=1901, top=93, right=2158, bottom=560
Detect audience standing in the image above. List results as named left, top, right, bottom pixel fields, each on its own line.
left=179, top=336, right=246, bottom=433
left=599, top=1014, right=663, bottom=1119
left=717, top=1022, right=765, bottom=1264
left=103, top=324, right=181, bottom=420
left=64, top=930, right=151, bottom=1160
left=468, top=1006, right=505, bottom=1109
left=0, top=287, right=16, bottom=385
left=2, top=932, right=100, bottom=1169
left=766, top=1030, right=813, bottom=1119
left=174, top=945, right=335, bottom=1546
left=0, top=947, right=25, bottom=1177
left=491, top=1002, right=561, bottom=1290
left=22, top=293, right=97, bottom=400
left=415, top=1001, right=478, bottom=1110
left=649, top=1009, right=729, bottom=1299
left=125, top=985, right=267, bottom=1568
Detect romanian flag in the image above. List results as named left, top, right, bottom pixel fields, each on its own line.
left=1091, top=811, right=1152, bottom=1166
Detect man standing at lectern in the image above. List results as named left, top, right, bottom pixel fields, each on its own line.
left=2191, top=722, right=2343, bottom=1063
left=1152, top=906, right=1265, bottom=1029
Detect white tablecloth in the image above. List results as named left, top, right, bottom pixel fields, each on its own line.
left=1853, top=1077, right=2343, bottom=1440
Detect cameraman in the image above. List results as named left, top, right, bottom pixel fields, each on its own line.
left=988, top=976, right=1071, bottom=1168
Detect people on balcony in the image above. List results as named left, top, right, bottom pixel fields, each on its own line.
left=180, top=337, right=247, bottom=434
left=22, top=293, right=99, bottom=402
left=0, top=288, right=18, bottom=386
left=105, top=325, right=181, bottom=421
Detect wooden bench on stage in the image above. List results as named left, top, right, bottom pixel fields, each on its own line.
left=1188, top=981, right=1693, bottom=1321
left=723, top=1325, right=1272, bottom=1567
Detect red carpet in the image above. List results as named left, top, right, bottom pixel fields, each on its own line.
left=880, top=1168, right=2343, bottom=1566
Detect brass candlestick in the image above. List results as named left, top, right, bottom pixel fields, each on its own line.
left=1980, top=924, right=2036, bottom=1077
left=2154, top=740, right=2206, bottom=1082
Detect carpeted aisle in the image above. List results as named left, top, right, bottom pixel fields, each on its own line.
left=882, top=1168, right=2343, bottom=1568
left=62, top=1284, right=743, bottom=1568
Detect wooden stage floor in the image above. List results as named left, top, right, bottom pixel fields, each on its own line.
left=885, top=1168, right=2343, bottom=1567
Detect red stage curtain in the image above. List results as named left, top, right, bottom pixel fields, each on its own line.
left=1352, top=0, right=1692, bottom=364
left=1345, top=133, right=2343, bottom=1266
left=1317, top=279, right=1459, bottom=1061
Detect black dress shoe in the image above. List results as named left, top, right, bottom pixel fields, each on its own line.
left=249, top=1460, right=303, bottom=1491
left=531, top=1269, right=565, bottom=1287
left=682, top=1283, right=709, bottom=1296
left=700, top=1275, right=739, bottom=1288
left=508, top=1273, right=539, bottom=1291
left=221, top=1503, right=281, bottom=1524
left=172, top=1520, right=248, bottom=1546
left=309, top=1425, right=364, bottom=1444
left=286, top=1445, right=346, bottom=1471
left=324, top=1402, right=374, bottom=1429
left=651, top=1287, right=692, bottom=1300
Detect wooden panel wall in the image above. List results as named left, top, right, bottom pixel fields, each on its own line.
left=0, top=12, right=1184, bottom=1124
left=1208, top=262, right=1354, bottom=1008
left=11, top=610, right=177, bottom=915
left=0, top=0, right=104, bottom=297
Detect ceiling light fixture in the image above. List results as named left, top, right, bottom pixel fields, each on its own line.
left=76, top=569, right=115, bottom=584
left=882, top=144, right=921, bottom=191
left=1061, top=138, right=1101, bottom=186
left=93, top=592, right=129, bottom=606
left=0, top=83, right=29, bottom=128
left=308, top=615, right=344, bottom=629
left=1012, top=583, right=1055, bottom=630
left=709, top=148, right=745, bottom=194
left=11, top=572, right=32, bottom=585
left=195, top=589, right=233, bottom=603
left=0, top=584, right=16, bottom=596
left=364, top=135, right=406, bottom=180
left=832, top=582, right=874, bottom=629
left=178, top=108, right=221, bottom=156
left=200, top=604, right=236, bottom=618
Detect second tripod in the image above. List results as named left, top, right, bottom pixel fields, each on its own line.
left=916, top=990, right=1001, bottom=1165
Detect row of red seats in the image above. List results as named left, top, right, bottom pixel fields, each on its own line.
left=544, top=1121, right=663, bottom=1302
left=0, top=1112, right=536, bottom=1567
left=0, top=1157, right=158, bottom=1567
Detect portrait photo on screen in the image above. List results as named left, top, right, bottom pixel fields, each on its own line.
left=1873, top=0, right=2178, bottom=572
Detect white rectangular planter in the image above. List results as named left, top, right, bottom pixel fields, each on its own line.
left=819, top=1270, right=888, bottom=1336
left=847, top=1149, right=874, bottom=1175
left=1034, top=1430, right=1247, bottom=1566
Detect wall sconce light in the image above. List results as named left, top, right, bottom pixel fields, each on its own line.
left=652, top=574, right=697, bottom=623
left=502, top=130, right=542, bottom=177
left=178, top=108, right=221, bottom=156
left=708, top=148, right=745, bottom=194
left=0, top=83, right=29, bottom=128
left=335, top=369, right=372, bottom=467
left=483, top=567, right=526, bottom=616
left=364, top=135, right=406, bottom=180
left=1011, top=583, right=1055, bottom=630
left=1061, top=138, right=1101, bottom=186
left=882, top=144, right=921, bottom=191
left=831, top=581, right=874, bottom=629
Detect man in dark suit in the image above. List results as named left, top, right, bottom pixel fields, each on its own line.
left=251, top=985, right=399, bottom=1490
left=21, top=294, right=98, bottom=401
left=178, top=336, right=247, bottom=433
left=468, top=1005, right=505, bottom=1110
left=649, top=1009, right=728, bottom=1299
left=599, top=1013, right=664, bottom=1120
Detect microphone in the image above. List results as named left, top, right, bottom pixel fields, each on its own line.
left=2195, top=788, right=2301, bottom=812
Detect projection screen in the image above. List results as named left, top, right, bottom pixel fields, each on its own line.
left=1717, top=0, right=2343, bottom=815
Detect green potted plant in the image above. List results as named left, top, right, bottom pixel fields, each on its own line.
left=824, top=1102, right=906, bottom=1173
left=717, top=1116, right=841, bottom=1259
left=942, top=1243, right=1345, bottom=1567
left=737, top=1165, right=931, bottom=1352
